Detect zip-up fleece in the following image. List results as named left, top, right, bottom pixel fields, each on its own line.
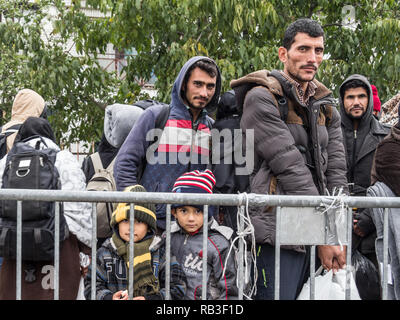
left=114, top=56, right=221, bottom=230
left=169, top=218, right=239, bottom=300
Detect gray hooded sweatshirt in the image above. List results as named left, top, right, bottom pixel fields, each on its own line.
left=339, top=74, right=390, bottom=196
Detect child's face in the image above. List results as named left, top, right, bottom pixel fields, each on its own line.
left=172, top=206, right=204, bottom=233
left=118, top=219, right=148, bottom=242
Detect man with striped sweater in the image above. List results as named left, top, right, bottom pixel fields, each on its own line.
left=114, top=56, right=221, bottom=233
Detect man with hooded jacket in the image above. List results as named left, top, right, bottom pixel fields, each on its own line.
left=339, top=75, right=390, bottom=277
left=114, top=56, right=221, bottom=232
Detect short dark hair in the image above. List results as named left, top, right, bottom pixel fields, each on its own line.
left=183, top=59, right=218, bottom=88
left=340, top=79, right=370, bottom=98
left=283, top=18, right=324, bottom=50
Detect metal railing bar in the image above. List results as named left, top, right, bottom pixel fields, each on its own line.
left=201, top=205, right=209, bottom=300
left=16, top=200, right=22, bottom=300
left=345, top=206, right=353, bottom=300
left=2, top=189, right=400, bottom=208
left=165, top=204, right=171, bottom=300
left=382, top=208, right=389, bottom=300
left=310, top=245, right=316, bottom=300
left=90, top=204, right=97, bottom=300
left=274, top=206, right=281, bottom=300
left=238, top=205, right=245, bottom=300
left=128, top=203, right=135, bottom=300
left=54, top=202, right=60, bottom=300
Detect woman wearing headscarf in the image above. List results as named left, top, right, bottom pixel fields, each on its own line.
left=0, top=117, right=92, bottom=300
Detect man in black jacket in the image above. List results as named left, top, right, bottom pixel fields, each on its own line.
left=339, top=75, right=390, bottom=298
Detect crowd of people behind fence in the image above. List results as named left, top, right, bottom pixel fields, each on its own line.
left=0, top=18, right=399, bottom=300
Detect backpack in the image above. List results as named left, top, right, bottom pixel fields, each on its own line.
left=0, top=135, right=69, bottom=261
left=0, top=124, right=22, bottom=160
left=86, top=152, right=116, bottom=239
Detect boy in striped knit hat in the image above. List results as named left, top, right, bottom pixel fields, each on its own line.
left=84, top=185, right=186, bottom=300
left=169, top=169, right=239, bottom=300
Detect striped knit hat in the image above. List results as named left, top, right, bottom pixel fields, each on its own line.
left=171, top=169, right=216, bottom=210
left=110, top=185, right=157, bottom=234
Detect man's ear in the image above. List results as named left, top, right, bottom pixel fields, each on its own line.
left=278, top=46, right=288, bottom=64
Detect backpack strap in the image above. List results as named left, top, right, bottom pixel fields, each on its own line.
left=1, top=124, right=22, bottom=136
left=253, top=85, right=289, bottom=123
left=137, top=104, right=170, bottom=183
left=106, top=157, right=116, bottom=171
left=90, top=152, right=104, bottom=172
left=155, top=104, right=171, bottom=131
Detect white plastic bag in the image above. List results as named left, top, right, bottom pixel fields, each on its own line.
left=76, top=252, right=90, bottom=300
left=297, top=266, right=361, bottom=300
left=76, top=277, right=86, bottom=300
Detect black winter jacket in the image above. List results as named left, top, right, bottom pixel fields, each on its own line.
left=339, top=74, right=391, bottom=255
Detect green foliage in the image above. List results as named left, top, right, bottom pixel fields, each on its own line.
left=70, top=0, right=399, bottom=103
left=0, top=0, right=399, bottom=146
left=0, top=0, right=120, bottom=146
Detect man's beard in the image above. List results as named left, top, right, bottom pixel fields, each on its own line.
left=288, top=68, right=316, bottom=84
left=184, top=91, right=208, bottom=110
left=186, top=100, right=206, bottom=111
left=347, top=107, right=366, bottom=120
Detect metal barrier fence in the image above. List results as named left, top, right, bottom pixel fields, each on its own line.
left=0, top=188, right=398, bottom=300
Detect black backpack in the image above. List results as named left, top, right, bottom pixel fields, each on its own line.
left=0, top=124, right=22, bottom=160
left=0, top=135, right=69, bottom=261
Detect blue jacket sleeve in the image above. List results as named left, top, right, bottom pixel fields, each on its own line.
left=113, top=108, right=159, bottom=191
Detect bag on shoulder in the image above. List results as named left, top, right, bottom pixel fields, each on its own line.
left=86, top=152, right=116, bottom=238
left=0, top=135, right=69, bottom=261
left=0, top=124, right=22, bottom=160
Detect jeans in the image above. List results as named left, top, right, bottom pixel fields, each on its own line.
left=254, top=243, right=309, bottom=300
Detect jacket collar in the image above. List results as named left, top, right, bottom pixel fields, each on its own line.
left=170, top=217, right=233, bottom=240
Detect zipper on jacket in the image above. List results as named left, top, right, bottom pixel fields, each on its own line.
left=188, top=112, right=200, bottom=172
left=183, top=234, right=189, bottom=245
left=350, top=129, right=357, bottom=184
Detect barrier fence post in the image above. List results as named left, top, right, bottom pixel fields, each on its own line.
left=382, top=207, right=389, bottom=300
left=128, top=203, right=135, bottom=300
left=90, top=204, right=97, bottom=300
left=165, top=204, right=171, bottom=300
left=16, top=200, right=22, bottom=300
left=201, top=205, right=209, bottom=300
left=238, top=205, right=245, bottom=300
left=309, top=245, right=316, bottom=300
left=345, top=206, right=353, bottom=300
left=54, top=202, right=60, bottom=300
left=274, top=206, right=281, bottom=300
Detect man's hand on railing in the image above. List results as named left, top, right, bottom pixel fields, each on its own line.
left=317, top=245, right=347, bottom=274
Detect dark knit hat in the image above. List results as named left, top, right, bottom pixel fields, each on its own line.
left=110, top=185, right=157, bottom=233
left=171, top=169, right=216, bottom=211
left=371, top=85, right=381, bottom=112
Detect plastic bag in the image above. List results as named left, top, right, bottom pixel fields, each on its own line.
left=351, top=249, right=381, bottom=300
left=297, top=266, right=361, bottom=300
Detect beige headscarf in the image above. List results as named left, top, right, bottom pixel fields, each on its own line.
left=1, top=89, right=45, bottom=151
